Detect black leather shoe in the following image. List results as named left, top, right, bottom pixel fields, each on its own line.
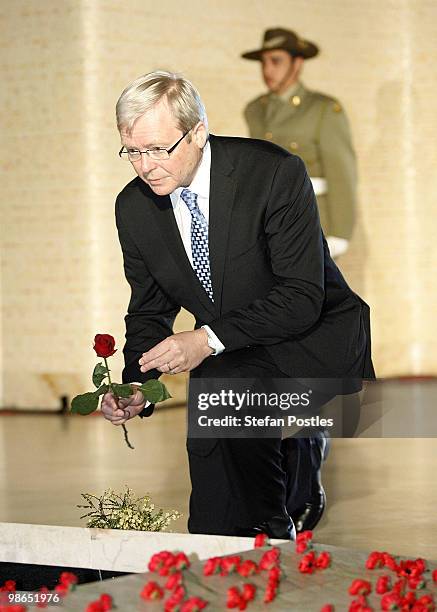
left=290, top=478, right=326, bottom=532
left=239, top=515, right=296, bottom=540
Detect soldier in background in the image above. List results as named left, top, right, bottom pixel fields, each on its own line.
left=242, top=27, right=357, bottom=259
left=241, top=28, right=358, bottom=531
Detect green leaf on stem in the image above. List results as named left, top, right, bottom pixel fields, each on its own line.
left=112, top=383, right=135, bottom=398
left=139, top=380, right=172, bottom=403
left=71, top=392, right=99, bottom=415
left=92, top=362, right=108, bottom=388
left=94, top=384, right=109, bottom=397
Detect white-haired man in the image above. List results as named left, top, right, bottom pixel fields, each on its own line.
left=102, top=71, right=374, bottom=539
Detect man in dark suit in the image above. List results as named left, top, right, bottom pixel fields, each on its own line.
left=101, top=71, right=374, bottom=539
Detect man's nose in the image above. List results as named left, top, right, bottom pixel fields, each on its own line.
left=139, top=153, right=158, bottom=173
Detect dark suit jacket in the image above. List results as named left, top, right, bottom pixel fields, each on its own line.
left=115, top=135, right=374, bottom=401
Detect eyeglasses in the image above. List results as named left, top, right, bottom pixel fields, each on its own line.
left=119, top=130, right=190, bottom=162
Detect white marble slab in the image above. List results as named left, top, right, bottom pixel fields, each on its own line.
left=0, top=522, right=286, bottom=573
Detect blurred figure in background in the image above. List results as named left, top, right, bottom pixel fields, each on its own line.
left=242, top=27, right=356, bottom=259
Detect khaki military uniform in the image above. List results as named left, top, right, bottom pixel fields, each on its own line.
left=244, top=82, right=356, bottom=239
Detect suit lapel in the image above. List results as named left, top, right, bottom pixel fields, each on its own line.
left=208, top=136, right=237, bottom=314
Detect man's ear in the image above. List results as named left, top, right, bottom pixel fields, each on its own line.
left=192, top=122, right=208, bottom=148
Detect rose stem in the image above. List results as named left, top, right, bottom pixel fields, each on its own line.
left=104, top=357, right=134, bottom=450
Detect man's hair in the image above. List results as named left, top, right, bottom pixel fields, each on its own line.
left=116, top=70, right=209, bottom=136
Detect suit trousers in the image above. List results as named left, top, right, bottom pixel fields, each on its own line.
left=186, top=346, right=323, bottom=539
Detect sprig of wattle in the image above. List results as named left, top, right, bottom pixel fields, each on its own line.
left=71, top=334, right=171, bottom=449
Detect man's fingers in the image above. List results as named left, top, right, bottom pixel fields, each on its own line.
left=139, top=343, right=171, bottom=366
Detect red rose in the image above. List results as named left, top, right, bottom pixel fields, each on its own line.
left=0, top=607, right=27, bottom=612
left=140, top=581, right=164, bottom=601
left=348, top=579, right=372, bottom=596
left=237, top=560, right=258, bottom=577
left=316, top=551, right=331, bottom=570
left=93, top=334, right=117, bottom=358
left=298, top=551, right=316, bottom=574
left=3, top=581, right=16, bottom=592
left=321, top=606, right=335, bottom=612
left=165, top=571, right=183, bottom=590
left=242, top=583, right=256, bottom=602
left=203, top=557, right=221, bottom=576
left=180, top=596, right=209, bottom=611
left=254, top=533, right=269, bottom=548
left=376, top=575, right=392, bottom=595
left=432, top=569, right=437, bottom=583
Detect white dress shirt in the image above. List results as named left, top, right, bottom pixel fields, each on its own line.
left=169, top=141, right=224, bottom=355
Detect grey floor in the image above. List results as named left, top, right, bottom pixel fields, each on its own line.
left=1, top=402, right=436, bottom=560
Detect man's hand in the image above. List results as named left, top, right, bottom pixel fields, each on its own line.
left=101, top=387, right=146, bottom=426
left=139, top=329, right=213, bottom=375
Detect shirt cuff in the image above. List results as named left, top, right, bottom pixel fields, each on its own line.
left=201, top=325, right=225, bottom=356
left=326, top=236, right=349, bottom=258
left=129, top=382, right=151, bottom=409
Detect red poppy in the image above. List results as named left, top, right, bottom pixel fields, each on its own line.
left=174, top=552, right=190, bottom=571
left=432, top=569, right=437, bottom=583
left=93, top=334, right=117, bottom=358
left=320, top=606, right=335, bottom=612
left=220, top=555, right=241, bottom=576
left=226, top=586, right=242, bottom=609
left=298, top=551, right=316, bottom=574
left=237, top=560, right=258, bottom=577
left=381, top=592, right=403, bottom=610
left=242, top=583, right=256, bottom=602
left=365, top=551, right=385, bottom=570
left=254, top=533, right=269, bottom=548
left=259, top=548, right=280, bottom=571
left=408, top=575, right=427, bottom=590
left=348, top=579, right=372, bottom=596
left=263, top=583, right=278, bottom=603
left=164, top=585, right=186, bottom=612
left=98, top=594, right=113, bottom=611
left=180, top=596, right=209, bottom=611
left=140, top=581, right=164, bottom=601
left=376, top=575, right=392, bottom=595
left=165, top=571, right=183, bottom=590
left=349, top=595, right=373, bottom=612
left=316, top=551, right=331, bottom=570
left=414, top=594, right=435, bottom=610
left=148, top=550, right=175, bottom=572
left=268, top=566, right=282, bottom=584
left=203, top=557, right=221, bottom=576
